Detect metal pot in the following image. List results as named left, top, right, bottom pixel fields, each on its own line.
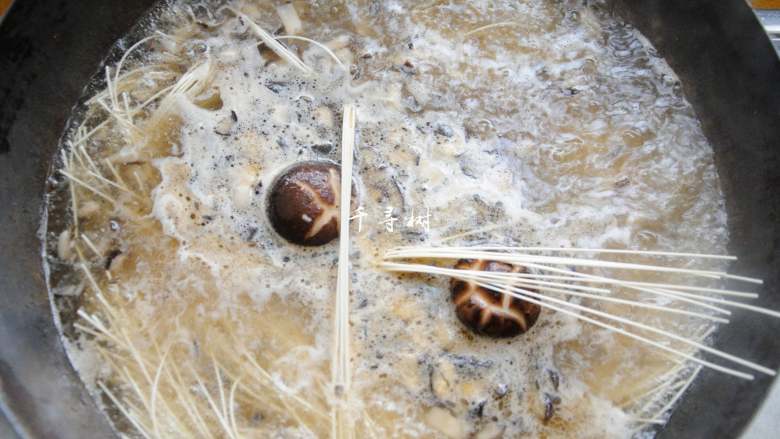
left=1, top=1, right=779, bottom=437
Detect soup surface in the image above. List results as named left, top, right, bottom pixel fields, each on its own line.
left=46, top=1, right=730, bottom=438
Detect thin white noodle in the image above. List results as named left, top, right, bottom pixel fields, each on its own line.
left=463, top=21, right=518, bottom=38
left=381, top=262, right=772, bottom=379
left=275, top=35, right=348, bottom=72
left=231, top=9, right=312, bottom=74
left=332, top=103, right=356, bottom=439
left=393, top=245, right=737, bottom=260
left=384, top=248, right=761, bottom=283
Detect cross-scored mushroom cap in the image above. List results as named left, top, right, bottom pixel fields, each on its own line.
left=451, top=259, right=541, bottom=338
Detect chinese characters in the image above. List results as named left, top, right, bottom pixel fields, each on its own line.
left=349, top=205, right=432, bottom=233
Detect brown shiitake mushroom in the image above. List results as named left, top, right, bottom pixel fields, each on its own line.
left=267, top=161, right=345, bottom=246
left=450, top=259, right=541, bottom=338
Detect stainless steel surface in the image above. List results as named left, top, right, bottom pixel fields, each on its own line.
left=756, top=9, right=780, bottom=53
left=743, top=377, right=780, bottom=438
left=0, top=411, right=18, bottom=439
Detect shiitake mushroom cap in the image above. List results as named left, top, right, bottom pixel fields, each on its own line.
left=450, top=259, right=541, bottom=338
left=267, top=161, right=349, bottom=246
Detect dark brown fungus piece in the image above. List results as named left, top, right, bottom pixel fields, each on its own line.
left=104, top=249, right=123, bottom=270
left=450, top=259, right=541, bottom=338
left=543, top=393, right=561, bottom=424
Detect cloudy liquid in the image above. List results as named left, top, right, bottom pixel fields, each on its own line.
left=45, top=1, right=728, bottom=438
